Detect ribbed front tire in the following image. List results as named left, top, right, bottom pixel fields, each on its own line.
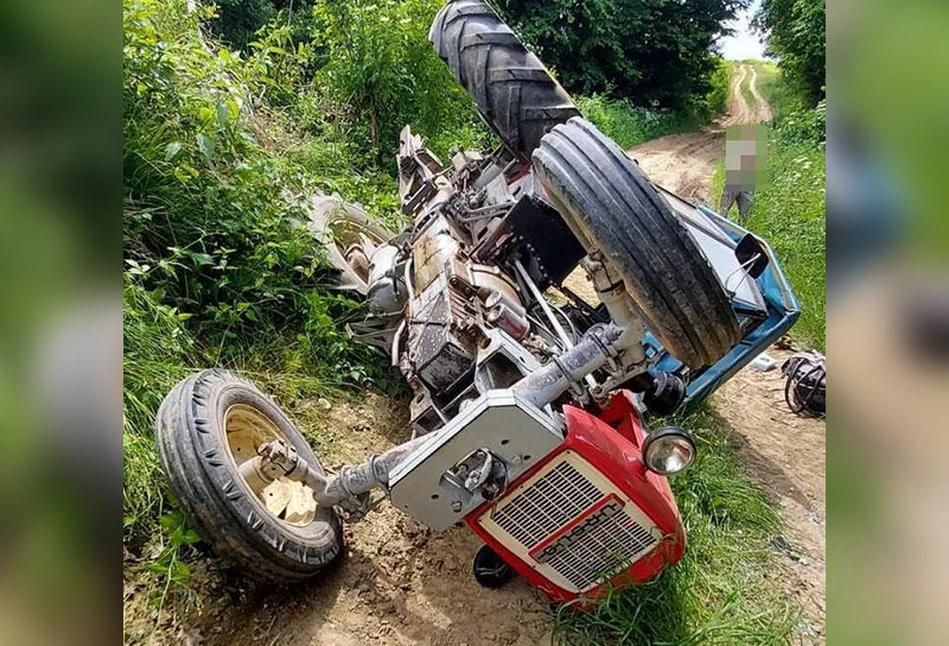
left=532, top=118, right=741, bottom=368
left=156, top=369, right=343, bottom=582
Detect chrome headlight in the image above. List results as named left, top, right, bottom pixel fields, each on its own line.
left=642, top=427, right=696, bottom=475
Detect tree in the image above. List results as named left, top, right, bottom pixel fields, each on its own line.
left=753, top=0, right=825, bottom=106
left=496, top=0, right=747, bottom=110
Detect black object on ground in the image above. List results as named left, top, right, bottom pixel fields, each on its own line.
left=473, top=544, right=515, bottom=589
left=781, top=351, right=826, bottom=417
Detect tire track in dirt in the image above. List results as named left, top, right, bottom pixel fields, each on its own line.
left=724, top=63, right=753, bottom=126
left=747, top=65, right=774, bottom=123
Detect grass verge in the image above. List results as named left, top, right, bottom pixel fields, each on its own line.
left=741, top=69, right=757, bottom=113
left=576, top=95, right=701, bottom=149
left=711, top=137, right=825, bottom=351
left=555, top=406, right=795, bottom=645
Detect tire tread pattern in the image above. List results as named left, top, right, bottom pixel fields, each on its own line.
left=430, top=0, right=580, bottom=157
left=532, top=118, right=742, bottom=368
left=155, top=369, right=343, bottom=582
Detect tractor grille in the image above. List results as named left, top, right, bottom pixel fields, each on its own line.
left=491, top=461, right=601, bottom=548
left=483, top=452, right=659, bottom=592
left=538, top=503, right=658, bottom=590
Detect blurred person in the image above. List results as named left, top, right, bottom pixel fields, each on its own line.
left=720, top=124, right=767, bottom=223
left=826, top=114, right=903, bottom=290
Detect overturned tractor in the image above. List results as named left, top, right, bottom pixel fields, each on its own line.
left=156, top=0, right=798, bottom=602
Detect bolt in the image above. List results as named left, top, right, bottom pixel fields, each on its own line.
left=451, top=500, right=463, bottom=513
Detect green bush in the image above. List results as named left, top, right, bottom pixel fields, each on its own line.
left=123, top=0, right=396, bottom=560
left=776, top=99, right=826, bottom=146
left=124, top=0, right=325, bottom=336
left=123, top=277, right=194, bottom=546
left=312, top=0, right=489, bottom=166
left=574, top=95, right=698, bottom=149
left=704, top=57, right=731, bottom=118
left=497, top=0, right=743, bottom=112
left=754, top=0, right=825, bottom=107
left=212, top=0, right=317, bottom=51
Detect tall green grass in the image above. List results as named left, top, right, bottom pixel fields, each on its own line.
left=748, top=138, right=825, bottom=350
left=712, top=142, right=825, bottom=350
left=556, top=407, right=795, bottom=645
left=576, top=59, right=729, bottom=149
left=576, top=95, right=698, bottom=149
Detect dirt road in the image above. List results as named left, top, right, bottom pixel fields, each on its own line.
left=712, top=347, right=826, bottom=641
left=628, top=65, right=826, bottom=640
left=628, top=63, right=770, bottom=206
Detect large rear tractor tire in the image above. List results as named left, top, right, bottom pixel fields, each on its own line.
left=430, top=0, right=580, bottom=159
left=532, top=118, right=741, bottom=368
left=156, top=369, right=343, bottom=582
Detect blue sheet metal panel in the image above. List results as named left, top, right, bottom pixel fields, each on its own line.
left=646, top=205, right=801, bottom=410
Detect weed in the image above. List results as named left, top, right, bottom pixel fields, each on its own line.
left=123, top=277, right=194, bottom=548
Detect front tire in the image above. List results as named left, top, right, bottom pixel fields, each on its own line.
left=532, top=118, right=741, bottom=368
left=156, top=369, right=343, bottom=582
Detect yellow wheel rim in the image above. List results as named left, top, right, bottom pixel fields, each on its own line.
left=224, top=404, right=318, bottom=527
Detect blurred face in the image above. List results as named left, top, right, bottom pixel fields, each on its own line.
left=725, top=124, right=768, bottom=188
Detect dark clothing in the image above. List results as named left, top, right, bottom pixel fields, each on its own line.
left=721, top=186, right=753, bottom=222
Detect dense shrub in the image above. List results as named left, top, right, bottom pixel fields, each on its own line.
left=575, top=95, right=698, bottom=149
left=212, top=0, right=317, bottom=50
left=124, top=0, right=325, bottom=336
left=497, top=0, right=744, bottom=111
left=705, top=57, right=732, bottom=117
left=754, top=0, right=826, bottom=106
left=311, top=0, right=490, bottom=166
left=123, top=1, right=394, bottom=559
left=776, top=99, right=826, bottom=145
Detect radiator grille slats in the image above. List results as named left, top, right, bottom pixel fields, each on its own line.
left=542, top=510, right=658, bottom=590
left=491, top=461, right=601, bottom=548
left=486, top=454, right=660, bottom=592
